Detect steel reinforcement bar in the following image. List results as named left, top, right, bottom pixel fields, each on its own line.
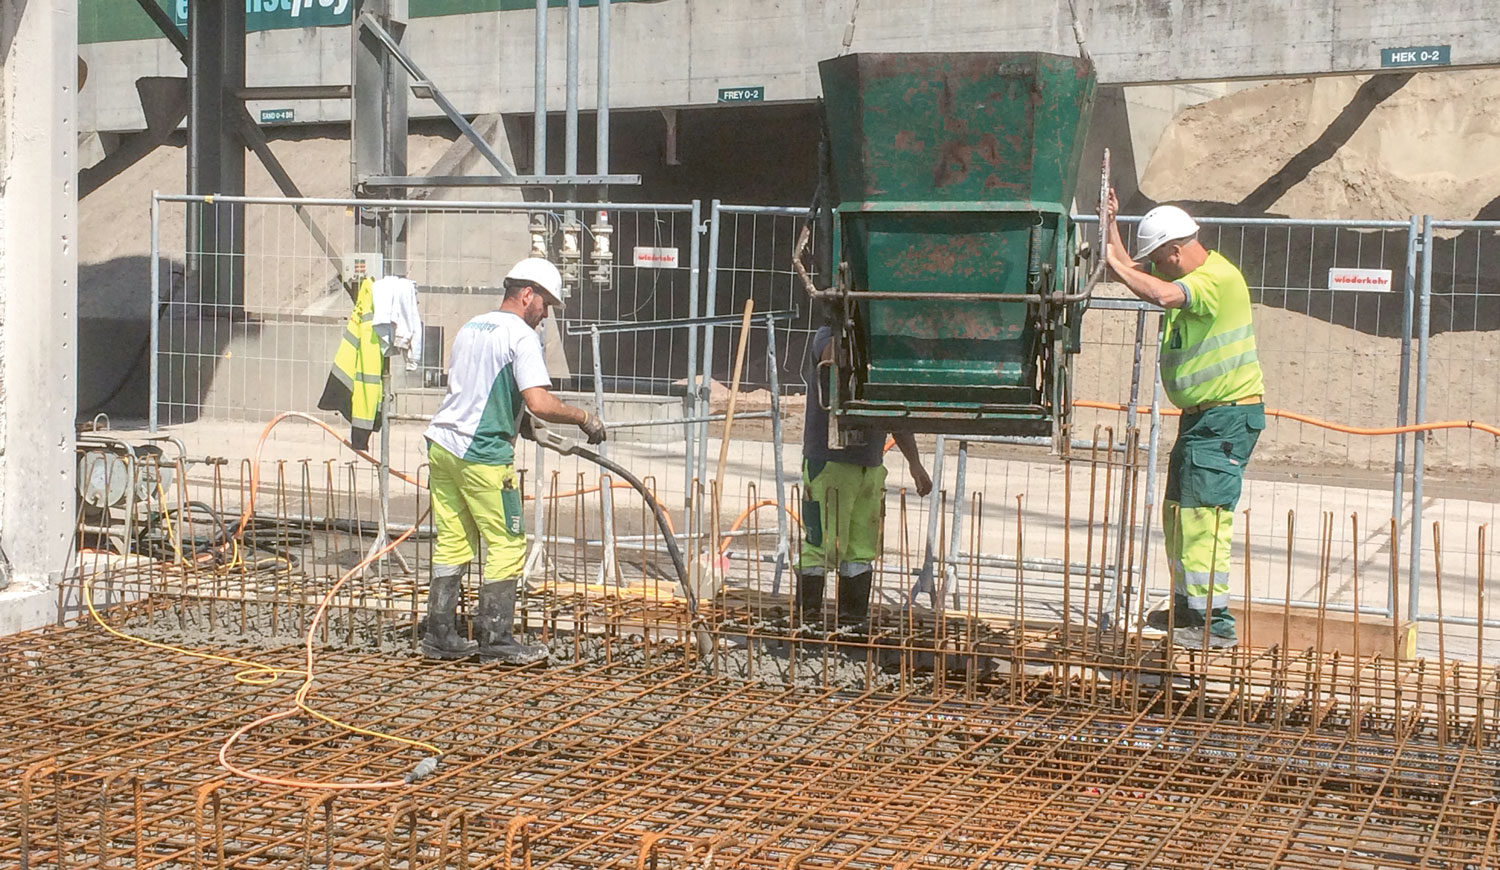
left=3, top=624, right=1498, bottom=869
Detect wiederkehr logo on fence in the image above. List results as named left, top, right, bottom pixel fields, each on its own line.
left=1327, top=268, right=1394, bottom=292
left=633, top=247, right=680, bottom=268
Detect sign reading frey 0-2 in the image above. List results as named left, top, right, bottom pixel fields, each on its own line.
left=1328, top=268, right=1394, bottom=293
left=718, top=86, right=765, bottom=103
left=1381, top=45, right=1451, bottom=68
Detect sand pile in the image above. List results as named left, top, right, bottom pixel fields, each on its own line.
left=1140, top=71, right=1500, bottom=220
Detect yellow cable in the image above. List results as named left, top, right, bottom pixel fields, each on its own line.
left=88, top=412, right=444, bottom=787
left=82, top=568, right=291, bottom=686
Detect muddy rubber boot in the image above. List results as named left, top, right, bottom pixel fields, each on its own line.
left=835, top=570, right=873, bottom=632
left=1172, top=607, right=1237, bottom=650
left=476, top=579, right=548, bottom=665
left=794, top=571, right=826, bottom=629
left=420, top=566, right=478, bottom=660
left=1146, top=594, right=1197, bottom=631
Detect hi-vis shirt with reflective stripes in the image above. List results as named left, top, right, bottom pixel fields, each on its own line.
left=1159, top=251, right=1265, bottom=409
left=316, top=276, right=384, bottom=449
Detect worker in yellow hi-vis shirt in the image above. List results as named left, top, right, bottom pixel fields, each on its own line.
left=1105, top=190, right=1265, bottom=649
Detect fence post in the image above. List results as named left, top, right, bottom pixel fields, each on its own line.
left=697, top=200, right=718, bottom=528
left=1140, top=312, right=1164, bottom=608
left=590, top=325, right=617, bottom=586
left=765, top=312, right=789, bottom=595
left=942, top=440, right=970, bottom=611
left=1109, top=307, right=1148, bottom=627
left=914, top=435, right=946, bottom=605
left=1391, top=214, right=1419, bottom=617
left=688, top=201, right=708, bottom=501
left=1407, top=215, right=1434, bottom=622
left=149, top=191, right=161, bottom=433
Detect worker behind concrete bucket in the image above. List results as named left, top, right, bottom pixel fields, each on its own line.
left=1104, top=192, right=1265, bottom=650
left=798, top=323, right=932, bottom=632
left=420, top=257, right=607, bottom=663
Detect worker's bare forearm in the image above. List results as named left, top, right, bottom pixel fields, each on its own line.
left=522, top=387, right=587, bottom=426
left=892, top=432, right=923, bottom=466
left=890, top=432, right=933, bottom=496
left=1108, top=253, right=1186, bottom=308
left=1106, top=217, right=1128, bottom=263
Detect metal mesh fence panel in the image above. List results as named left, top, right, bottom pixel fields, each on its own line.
left=143, top=193, right=1500, bottom=645
left=1408, top=219, right=1500, bottom=636
left=150, top=196, right=706, bottom=595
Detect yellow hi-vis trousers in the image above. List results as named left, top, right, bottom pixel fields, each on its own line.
left=428, top=441, right=527, bottom=580
left=1163, top=403, right=1265, bottom=611
left=1163, top=503, right=1235, bottom=611
left=798, top=459, right=886, bottom=576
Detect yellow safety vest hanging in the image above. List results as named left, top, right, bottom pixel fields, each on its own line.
left=317, top=277, right=385, bottom=450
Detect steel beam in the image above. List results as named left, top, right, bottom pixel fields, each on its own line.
left=358, top=12, right=513, bottom=183
left=236, top=85, right=352, bottom=101
left=187, top=0, right=245, bottom=308
left=364, top=173, right=640, bottom=187
left=127, top=0, right=343, bottom=283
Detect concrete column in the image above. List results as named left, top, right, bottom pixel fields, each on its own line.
left=0, top=0, right=79, bottom=632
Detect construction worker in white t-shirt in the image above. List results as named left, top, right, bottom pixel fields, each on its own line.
left=421, top=258, right=606, bottom=662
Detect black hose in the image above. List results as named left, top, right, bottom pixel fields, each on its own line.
left=565, top=443, right=695, bottom=615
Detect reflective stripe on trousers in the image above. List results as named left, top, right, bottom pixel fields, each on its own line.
left=1163, top=500, right=1232, bottom=611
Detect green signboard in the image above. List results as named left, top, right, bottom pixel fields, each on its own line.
left=717, top=86, right=765, bottom=103
left=260, top=108, right=296, bottom=123
left=412, top=0, right=635, bottom=15
left=80, top=0, right=653, bottom=44
left=1381, top=45, right=1451, bottom=67
left=80, top=0, right=351, bottom=45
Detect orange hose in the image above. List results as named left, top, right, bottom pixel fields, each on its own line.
left=218, top=517, right=429, bottom=789
left=718, top=500, right=802, bottom=555
left=533, top=481, right=677, bottom=535
left=212, top=412, right=681, bottom=789
left=1074, top=400, right=1500, bottom=438
left=219, top=413, right=439, bottom=790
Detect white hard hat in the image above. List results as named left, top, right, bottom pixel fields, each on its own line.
left=504, top=257, right=565, bottom=307
left=1132, top=205, right=1200, bottom=260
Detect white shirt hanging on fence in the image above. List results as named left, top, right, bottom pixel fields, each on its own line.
left=370, top=275, right=423, bottom=371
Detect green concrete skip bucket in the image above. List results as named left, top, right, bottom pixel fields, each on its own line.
left=797, top=51, right=1105, bottom=439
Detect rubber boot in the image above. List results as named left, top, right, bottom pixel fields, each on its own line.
left=1172, top=607, right=1237, bottom=650
left=835, top=570, right=873, bottom=632
left=420, top=566, right=478, bottom=660
left=794, top=571, right=826, bottom=628
left=476, top=579, right=549, bottom=664
left=1146, top=594, right=1198, bottom=631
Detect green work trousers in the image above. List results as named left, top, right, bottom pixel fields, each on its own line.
left=1163, top=403, right=1265, bottom=614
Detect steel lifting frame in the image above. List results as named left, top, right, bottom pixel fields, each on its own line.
left=354, top=12, right=638, bottom=189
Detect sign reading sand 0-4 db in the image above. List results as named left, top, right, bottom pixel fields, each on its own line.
left=1381, top=45, right=1450, bottom=67
left=260, top=108, right=295, bottom=124
left=718, top=86, right=765, bottom=103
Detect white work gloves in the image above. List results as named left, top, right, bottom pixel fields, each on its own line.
left=579, top=413, right=608, bottom=445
